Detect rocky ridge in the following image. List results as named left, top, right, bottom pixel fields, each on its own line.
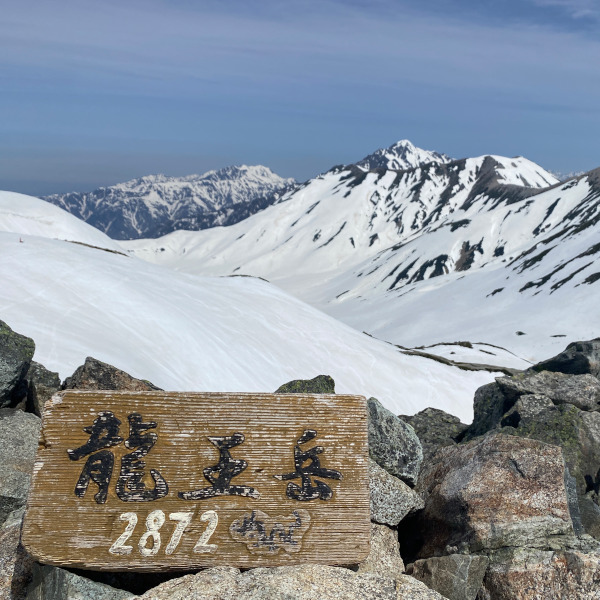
left=2, top=320, right=600, bottom=599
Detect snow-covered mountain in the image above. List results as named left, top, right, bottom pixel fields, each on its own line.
left=42, top=165, right=295, bottom=240
left=355, top=139, right=451, bottom=171
left=124, top=142, right=600, bottom=362
left=0, top=190, right=504, bottom=421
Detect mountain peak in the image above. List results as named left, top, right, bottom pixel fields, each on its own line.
left=355, top=140, right=452, bottom=171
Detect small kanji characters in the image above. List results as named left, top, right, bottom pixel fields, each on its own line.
left=178, top=432, right=260, bottom=500
left=275, top=429, right=342, bottom=501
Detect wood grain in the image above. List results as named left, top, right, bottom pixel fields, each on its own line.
left=23, top=391, right=370, bottom=571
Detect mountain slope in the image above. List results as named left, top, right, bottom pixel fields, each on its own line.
left=0, top=192, right=503, bottom=421
left=123, top=144, right=600, bottom=361
left=43, top=165, right=295, bottom=240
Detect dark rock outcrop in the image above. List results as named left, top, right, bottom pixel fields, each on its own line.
left=275, top=374, right=335, bottom=394
left=26, top=362, right=60, bottom=416
left=0, top=320, right=35, bottom=409
left=62, top=357, right=161, bottom=392
left=401, top=407, right=467, bottom=463
left=531, top=338, right=600, bottom=378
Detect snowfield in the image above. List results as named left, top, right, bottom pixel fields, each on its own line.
left=0, top=191, right=499, bottom=422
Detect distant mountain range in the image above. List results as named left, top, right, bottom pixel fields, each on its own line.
left=43, top=165, right=295, bottom=240
left=122, top=140, right=599, bottom=361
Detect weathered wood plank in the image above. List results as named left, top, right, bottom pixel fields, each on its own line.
left=23, top=391, right=370, bottom=571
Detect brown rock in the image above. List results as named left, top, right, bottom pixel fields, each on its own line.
left=480, top=547, right=600, bottom=599
left=414, top=432, right=573, bottom=556
left=62, top=357, right=161, bottom=392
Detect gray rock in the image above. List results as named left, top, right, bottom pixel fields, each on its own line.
left=275, top=374, right=335, bottom=394
left=579, top=494, right=600, bottom=540
left=63, top=357, right=161, bottom=391
left=407, top=554, right=488, bottom=600
left=358, top=523, right=405, bottom=579
left=0, top=409, right=41, bottom=525
left=401, top=407, right=467, bottom=463
left=26, top=362, right=61, bottom=417
left=139, top=564, right=446, bottom=600
left=26, top=563, right=136, bottom=600
left=499, top=394, right=553, bottom=428
left=0, top=320, right=35, bottom=408
left=368, top=398, right=423, bottom=486
left=413, top=433, right=573, bottom=557
left=0, top=509, right=34, bottom=600
left=531, top=339, right=600, bottom=378
left=479, top=547, right=600, bottom=599
left=496, top=371, right=600, bottom=412
left=369, top=459, right=423, bottom=526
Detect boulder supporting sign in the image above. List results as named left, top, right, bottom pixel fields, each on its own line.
left=23, top=391, right=370, bottom=571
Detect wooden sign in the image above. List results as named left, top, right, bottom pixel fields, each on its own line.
left=23, top=391, right=370, bottom=571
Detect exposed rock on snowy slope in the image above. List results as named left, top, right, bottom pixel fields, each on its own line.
left=0, top=192, right=499, bottom=421
left=124, top=143, right=598, bottom=362
left=43, top=165, right=295, bottom=240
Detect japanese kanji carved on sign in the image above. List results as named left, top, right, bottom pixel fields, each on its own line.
left=22, top=391, right=370, bottom=571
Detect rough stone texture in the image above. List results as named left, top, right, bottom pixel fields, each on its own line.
left=26, top=362, right=61, bottom=417
left=275, top=374, right=335, bottom=394
left=368, top=397, right=423, bottom=486
left=401, top=407, right=467, bottom=463
left=479, top=547, right=600, bottom=600
left=62, top=357, right=161, bottom=391
left=358, top=523, right=405, bottom=579
left=26, top=564, right=136, bottom=600
left=0, top=320, right=35, bottom=409
left=413, top=433, right=573, bottom=557
left=139, top=565, right=447, bottom=600
left=0, top=510, right=33, bottom=600
left=0, top=409, right=41, bottom=525
left=465, top=382, right=508, bottom=440
left=531, top=338, right=600, bottom=379
left=499, top=394, right=554, bottom=428
left=407, top=554, right=488, bottom=600
left=369, top=459, right=423, bottom=526
left=496, top=371, right=600, bottom=412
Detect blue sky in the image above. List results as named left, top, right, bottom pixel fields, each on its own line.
left=1, top=0, right=599, bottom=195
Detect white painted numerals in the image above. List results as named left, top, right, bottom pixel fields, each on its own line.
left=109, top=512, right=137, bottom=555
left=109, top=510, right=218, bottom=557
left=193, top=510, right=218, bottom=553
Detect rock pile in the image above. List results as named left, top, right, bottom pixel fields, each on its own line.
left=2, top=319, right=600, bottom=599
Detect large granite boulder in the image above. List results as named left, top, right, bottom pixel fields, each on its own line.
left=139, top=564, right=447, bottom=600
left=531, top=339, right=600, bottom=378
left=368, top=398, right=422, bottom=486
left=479, top=547, right=600, bottom=599
left=26, top=362, right=60, bottom=417
left=275, top=375, right=335, bottom=394
left=410, top=433, right=573, bottom=558
left=369, top=459, right=423, bottom=526
left=62, top=357, right=161, bottom=391
left=407, top=554, right=488, bottom=600
left=0, top=320, right=35, bottom=409
left=401, top=408, right=468, bottom=463
left=0, top=409, right=41, bottom=525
